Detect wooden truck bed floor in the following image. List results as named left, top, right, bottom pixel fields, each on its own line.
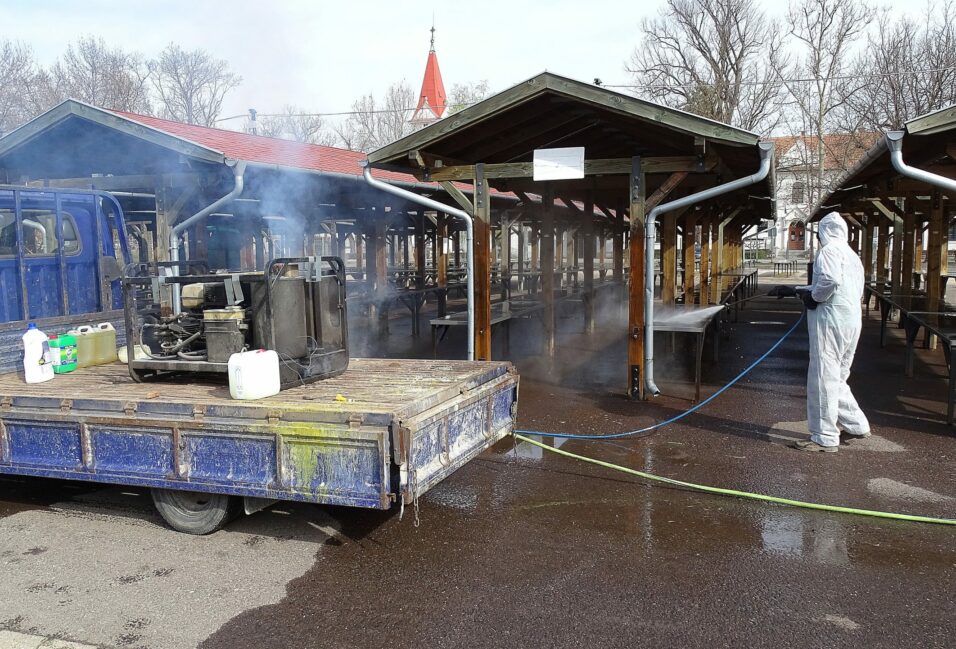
left=0, top=359, right=519, bottom=510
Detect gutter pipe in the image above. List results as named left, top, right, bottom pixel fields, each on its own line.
left=886, top=130, right=956, bottom=194
left=362, top=164, right=475, bottom=361
left=643, top=141, right=774, bottom=397
left=170, top=160, right=246, bottom=313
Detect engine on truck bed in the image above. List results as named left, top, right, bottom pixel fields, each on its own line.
left=122, top=256, right=348, bottom=388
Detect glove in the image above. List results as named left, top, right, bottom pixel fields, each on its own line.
left=768, top=285, right=797, bottom=299
left=796, top=288, right=818, bottom=310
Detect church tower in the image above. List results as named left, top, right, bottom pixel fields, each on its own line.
left=409, top=25, right=447, bottom=129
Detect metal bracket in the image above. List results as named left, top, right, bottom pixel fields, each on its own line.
left=0, top=396, right=12, bottom=411
left=224, top=274, right=244, bottom=305
left=347, top=413, right=363, bottom=429
left=475, top=163, right=486, bottom=210
left=60, top=399, right=73, bottom=413
left=267, top=409, right=281, bottom=425
left=192, top=404, right=206, bottom=419
left=123, top=401, right=137, bottom=416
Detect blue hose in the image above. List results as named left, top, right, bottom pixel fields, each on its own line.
left=515, top=310, right=806, bottom=440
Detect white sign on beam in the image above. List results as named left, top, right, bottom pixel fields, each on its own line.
left=533, top=147, right=585, bottom=181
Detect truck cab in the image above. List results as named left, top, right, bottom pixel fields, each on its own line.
left=0, top=186, right=131, bottom=371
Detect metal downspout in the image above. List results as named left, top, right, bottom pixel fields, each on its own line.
left=170, top=160, right=246, bottom=313
left=886, top=131, right=956, bottom=194
left=362, top=164, right=475, bottom=361
left=644, top=142, right=774, bottom=397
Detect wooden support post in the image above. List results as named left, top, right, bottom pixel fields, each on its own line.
left=516, top=222, right=526, bottom=293
left=613, top=202, right=624, bottom=286
left=583, top=194, right=595, bottom=333
left=599, top=230, right=607, bottom=279
left=628, top=157, right=646, bottom=399
left=501, top=214, right=512, bottom=301
left=683, top=213, right=697, bottom=304
left=154, top=180, right=172, bottom=263
left=541, top=188, right=556, bottom=357
left=531, top=225, right=540, bottom=296
left=415, top=215, right=426, bottom=289
left=437, top=215, right=448, bottom=317
left=699, top=217, right=711, bottom=306
left=861, top=219, right=874, bottom=281
left=355, top=229, right=364, bottom=275
left=891, top=215, right=903, bottom=295
left=876, top=217, right=889, bottom=286
left=661, top=212, right=677, bottom=304
left=474, top=165, right=493, bottom=360
left=555, top=226, right=565, bottom=290
left=902, top=211, right=915, bottom=294
left=927, top=192, right=944, bottom=312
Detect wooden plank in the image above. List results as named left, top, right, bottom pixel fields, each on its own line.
left=628, top=157, right=646, bottom=399
left=646, top=171, right=689, bottom=211
left=427, top=157, right=711, bottom=182
left=439, top=181, right=474, bottom=214
left=474, top=165, right=493, bottom=360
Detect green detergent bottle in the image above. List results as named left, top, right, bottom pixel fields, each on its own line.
left=49, top=333, right=78, bottom=374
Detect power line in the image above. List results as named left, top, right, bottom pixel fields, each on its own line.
left=215, top=64, right=956, bottom=123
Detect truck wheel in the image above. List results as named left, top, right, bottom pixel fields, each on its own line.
left=151, top=488, right=242, bottom=535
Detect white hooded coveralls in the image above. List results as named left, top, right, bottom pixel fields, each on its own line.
left=805, top=213, right=870, bottom=446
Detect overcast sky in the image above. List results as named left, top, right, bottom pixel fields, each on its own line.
left=4, top=0, right=929, bottom=127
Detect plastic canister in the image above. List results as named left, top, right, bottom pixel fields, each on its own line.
left=22, top=323, right=54, bottom=383
left=94, top=322, right=118, bottom=363
left=228, top=350, right=281, bottom=400
left=67, top=325, right=96, bottom=368
left=49, top=334, right=78, bottom=374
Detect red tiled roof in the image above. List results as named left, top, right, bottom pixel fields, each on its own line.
left=772, top=133, right=879, bottom=172
left=111, top=110, right=417, bottom=184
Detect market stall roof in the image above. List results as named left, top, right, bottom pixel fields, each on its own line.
left=367, top=72, right=774, bottom=219
left=811, top=104, right=956, bottom=220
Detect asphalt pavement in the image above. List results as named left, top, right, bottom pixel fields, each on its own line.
left=1, top=286, right=954, bottom=648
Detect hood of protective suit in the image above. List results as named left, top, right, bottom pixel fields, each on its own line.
left=817, top=212, right=848, bottom=247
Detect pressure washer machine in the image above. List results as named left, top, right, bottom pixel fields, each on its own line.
left=122, top=256, right=348, bottom=388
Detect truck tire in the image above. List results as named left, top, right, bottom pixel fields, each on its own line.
left=151, top=488, right=242, bottom=535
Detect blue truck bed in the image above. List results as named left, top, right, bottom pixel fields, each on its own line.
left=0, top=359, right=518, bottom=512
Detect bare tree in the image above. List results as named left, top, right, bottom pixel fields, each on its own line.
left=149, top=44, right=241, bottom=126
left=848, top=1, right=956, bottom=130
left=44, top=36, right=151, bottom=113
left=336, top=81, right=416, bottom=153
left=0, top=40, right=38, bottom=136
left=774, top=0, right=875, bottom=209
left=446, top=80, right=492, bottom=114
left=626, top=0, right=785, bottom=132
left=257, top=105, right=337, bottom=146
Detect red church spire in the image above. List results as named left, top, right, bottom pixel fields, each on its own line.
left=410, top=25, right=447, bottom=127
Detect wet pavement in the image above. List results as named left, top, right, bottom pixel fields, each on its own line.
left=2, top=280, right=955, bottom=648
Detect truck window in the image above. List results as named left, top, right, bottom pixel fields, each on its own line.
left=0, top=210, right=81, bottom=257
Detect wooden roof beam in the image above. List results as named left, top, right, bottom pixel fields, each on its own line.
left=427, top=155, right=716, bottom=182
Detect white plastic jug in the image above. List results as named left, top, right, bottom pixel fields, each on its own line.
left=68, top=325, right=96, bottom=368
left=22, top=323, right=54, bottom=384
left=95, top=322, right=118, bottom=363
left=228, top=350, right=281, bottom=400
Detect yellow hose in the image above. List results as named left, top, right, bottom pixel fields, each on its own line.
left=513, top=434, right=956, bottom=526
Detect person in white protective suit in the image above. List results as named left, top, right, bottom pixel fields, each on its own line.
left=792, top=212, right=871, bottom=452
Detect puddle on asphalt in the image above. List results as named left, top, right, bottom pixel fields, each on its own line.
left=502, top=434, right=569, bottom=460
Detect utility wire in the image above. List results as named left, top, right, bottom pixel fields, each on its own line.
left=214, top=64, right=956, bottom=123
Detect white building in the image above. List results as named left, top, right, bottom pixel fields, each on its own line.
left=770, top=134, right=875, bottom=259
